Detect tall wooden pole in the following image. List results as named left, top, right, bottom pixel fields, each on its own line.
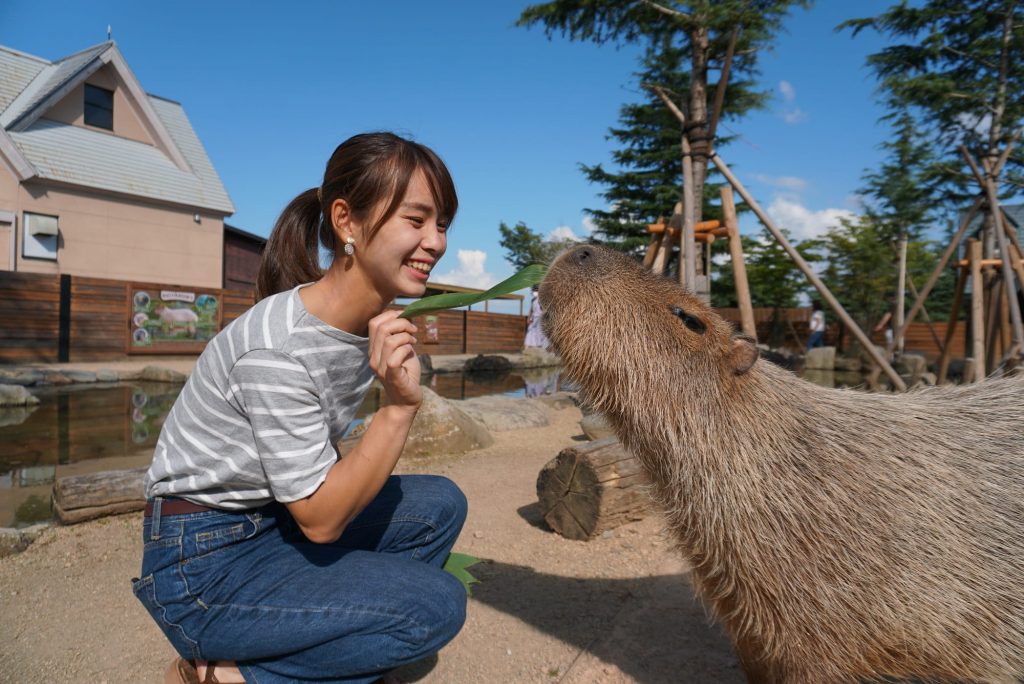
left=962, top=147, right=1024, bottom=357
left=895, top=233, right=908, bottom=357
left=710, top=152, right=906, bottom=391
left=969, top=238, right=986, bottom=382
left=721, top=185, right=755, bottom=338
left=894, top=197, right=983, bottom=350
left=680, top=135, right=697, bottom=290
left=937, top=266, right=967, bottom=385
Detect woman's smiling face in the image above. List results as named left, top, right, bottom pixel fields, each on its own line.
left=355, top=168, right=448, bottom=301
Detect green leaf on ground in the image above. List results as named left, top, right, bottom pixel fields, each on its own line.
left=399, top=264, right=547, bottom=319
left=443, top=551, right=483, bottom=596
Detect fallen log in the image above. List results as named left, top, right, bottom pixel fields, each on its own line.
left=53, top=466, right=147, bottom=524
left=536, top=437, right=655, bottom=540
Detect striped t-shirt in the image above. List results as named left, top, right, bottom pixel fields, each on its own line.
left=144, top=284, right=375, bottom=509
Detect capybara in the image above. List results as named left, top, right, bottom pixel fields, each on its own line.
left=539, top=245, right=1024, bottom=684
left=155, top=305, right=198, bottom=335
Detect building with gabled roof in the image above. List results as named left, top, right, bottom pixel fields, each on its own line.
left=0, top=41, right=235, bottom=288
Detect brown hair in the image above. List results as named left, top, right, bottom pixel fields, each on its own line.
left=256, top=132, right=458, bottom=300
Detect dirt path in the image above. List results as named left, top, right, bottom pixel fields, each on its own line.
left=0, top=405, right=743, bottom=683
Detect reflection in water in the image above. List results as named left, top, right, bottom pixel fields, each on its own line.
left=0, top=367, right=566, bottom=527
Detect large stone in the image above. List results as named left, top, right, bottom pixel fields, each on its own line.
left=580, top=412, right=616, bottom=440
left=833, top=355, right=863, bottom=373
left=363, top=387, right=493, bottom=458
left=63, top=370, right=97, bottom=383
left=458, top=395, right=550, bottom=431
left=95, top=369, right=120, bottom=382
left=140, top=365, right=188, bottom=383
left=519, top=347, right=561, bottom=368
left=896, top=353, right=928, bottom=384
left=0, top=368, right=44, bottom=386
left=0, top=523, right=50, bottom=558
left=0, top=384, right=40, bottom=407
left=463, top=354, right=513, bottom=374
left=803, top=346, right=836, bottom=371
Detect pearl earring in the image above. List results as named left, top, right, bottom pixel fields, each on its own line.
left=343, top=237, right=355, bottom=256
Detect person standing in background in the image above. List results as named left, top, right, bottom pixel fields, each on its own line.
left=807, top=300, right=826, bottom=350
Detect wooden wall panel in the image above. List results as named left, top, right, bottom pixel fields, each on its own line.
left=0, top=271, right=61, bottom=362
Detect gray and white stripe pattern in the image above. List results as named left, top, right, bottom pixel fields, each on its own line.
left=144, top=285, right=374, bottom=508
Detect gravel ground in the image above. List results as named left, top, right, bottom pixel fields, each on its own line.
left=0, top=405, right=743, bottom=683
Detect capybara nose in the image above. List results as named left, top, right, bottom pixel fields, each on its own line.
left=570, top=246, right=593, bottom=268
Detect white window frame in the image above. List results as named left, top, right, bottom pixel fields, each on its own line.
left=23, top=212, right=59, bottom=261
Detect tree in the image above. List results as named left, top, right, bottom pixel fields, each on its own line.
left=518, top=0, right=811, bottom=246
left=841, top=1, right=1024, bottom=203
left=498, top=221, right=577, bottom=270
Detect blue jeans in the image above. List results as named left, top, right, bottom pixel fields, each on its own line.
left=806, top=330, right=825, bottom=350
left=132, top=475, right=468, bottom=683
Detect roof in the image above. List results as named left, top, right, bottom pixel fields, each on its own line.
left=0, top=42, right=234, bottom=214
left=224, top=223, right=268, bottom=245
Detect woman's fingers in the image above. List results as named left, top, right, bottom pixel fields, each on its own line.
left=368, top=311, right=416, bottom=373
left=379, top=333, right=417, bottom=370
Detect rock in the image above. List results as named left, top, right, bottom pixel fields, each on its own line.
left=834, top=355, right=863, bottom=373
left=0, top=368, right=44, bottom=386
left=896, top=353, right=928, bottom=384
left=418, top=353, right=433, bottom=375
left=463, top=354, right=513, bottom=374
left=0, top=523, right=50, bottom=558
left=534, top=391, right=577, bottom=410
left=43, top=373, right=72, bottom=385
left=95, top=370, right=119, bottom=382
left=0, top=384, right=40, bottom=407
left=63, top=370, right=97, bottom=383
left=580, top=412, right=616, bottom=440
left=758, top=346, right=798, bottom=371
left=520, top=347, right=561, bottom=368
left=365, top=387, right=493, bottom=457
left=802, top=369, right=835, bottom=388
left=914, top=372, right=938, bottom=388
left=458, top=395, right=550, bottom=431
left=803, top=346, right=836, bottom=371
left=140, top=366, right=187, bottom=383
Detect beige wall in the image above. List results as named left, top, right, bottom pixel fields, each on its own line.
left=43, top=65, right=154, bottom=145
left=0, top=167, right=224, bottom=288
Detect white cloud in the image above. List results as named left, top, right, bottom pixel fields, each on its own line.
left=581, top=216, right=597, bottom=234
left=548, top=225, right=582, bottom=242
left=782, top=107, right=808, bottom=124
left=956, top=111, right=992, bottom=136
left=765, top=197, right=855, bottom=241
left=753, top=174, right=808, bottom=191
left=432, top=249, right=497, bottom=289
left=779, top=80, right=797, bottom=102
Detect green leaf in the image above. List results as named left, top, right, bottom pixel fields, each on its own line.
left=443, top=551, right=483, bottom=596
left=399, top=264, right=547, bottom=319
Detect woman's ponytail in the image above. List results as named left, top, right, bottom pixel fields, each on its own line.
left=255, top=188, right=336, bottom=301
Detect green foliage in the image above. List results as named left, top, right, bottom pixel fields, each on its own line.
left=804, top=215, right=949, bottom=333
left=517, top=0, right=811, bottom=251
left=840, top=1, right=1024, bottom=202
left=399, top=265, right=547, bottom=319
left=498, top=221, right=576, bottom=270
left=443, top=552, right=483, bottom=596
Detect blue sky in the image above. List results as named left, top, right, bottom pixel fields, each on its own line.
left=2, top=0, right=900, bottom=309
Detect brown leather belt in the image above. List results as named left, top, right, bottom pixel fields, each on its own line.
left=144, top=498, right=215, bottom=517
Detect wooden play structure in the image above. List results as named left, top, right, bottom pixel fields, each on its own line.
left=894, top=141, right=1024, bottom=384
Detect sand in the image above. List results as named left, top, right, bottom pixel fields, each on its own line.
left=0, top=404, right=743, bottom=684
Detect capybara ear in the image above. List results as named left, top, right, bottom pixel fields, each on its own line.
left=729, top=335, right=759, bottom=375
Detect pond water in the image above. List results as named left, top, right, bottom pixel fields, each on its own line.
left=0, top=367, right=568, bottom=528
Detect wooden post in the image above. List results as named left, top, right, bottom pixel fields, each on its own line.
left=985, top=279, right=1003, bottom=375
left=710, top=152, right=906, bottom=391
left=721, top=186, right=755, bottom=339
left=680, top=137, right=697, bottom=290
left=895, top=196, right=983, bottom=350
left=643, top=233, right=664, bottom=270
left=937, top=266, right=967, bottom=385
left=896, top=233, right=908, bottom=357
left=969, top=238, right=986, bottom=382
left=1000, top=279, right=1011, bottom=361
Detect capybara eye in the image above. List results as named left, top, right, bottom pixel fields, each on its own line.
left=670, top=306, right=706, bottom=334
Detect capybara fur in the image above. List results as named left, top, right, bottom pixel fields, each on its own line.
left=539, top=245, right=1024, bottom=684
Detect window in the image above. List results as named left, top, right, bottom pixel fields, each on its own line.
left=84, top=84, right=113, bottom=130
left=23, top=212, right=58, bottom=260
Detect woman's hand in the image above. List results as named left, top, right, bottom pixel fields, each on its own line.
left=368, top=310, right=421, bottom=412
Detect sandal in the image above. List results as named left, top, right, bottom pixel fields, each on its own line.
left=164, top=658, right=239, bottom=684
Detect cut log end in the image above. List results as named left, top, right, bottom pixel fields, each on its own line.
left=536, top=438, right=655, bottom=540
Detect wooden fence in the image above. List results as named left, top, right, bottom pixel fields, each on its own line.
left=0, top=271, right=527, bottom=363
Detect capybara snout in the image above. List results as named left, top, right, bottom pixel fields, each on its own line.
left=540, top=244, right=1024, bottom=684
